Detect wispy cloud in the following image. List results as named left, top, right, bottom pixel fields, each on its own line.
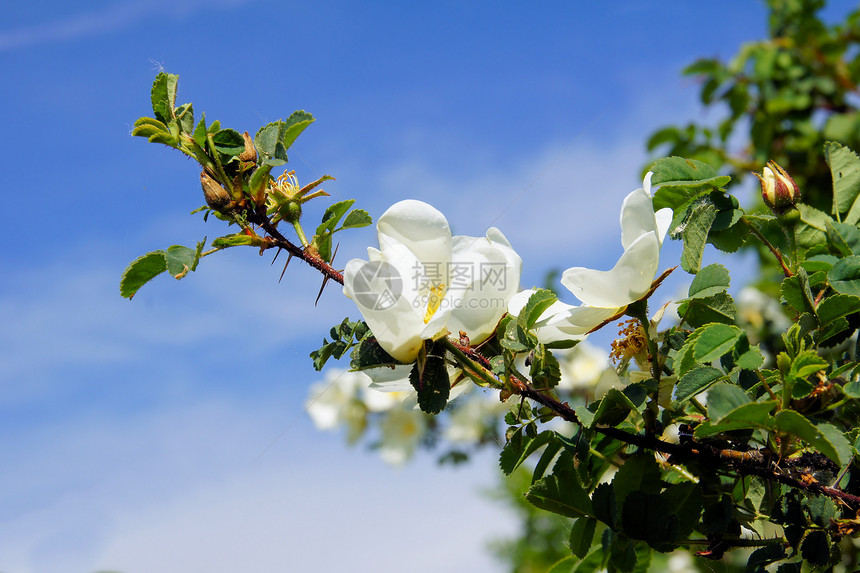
left=0, top=392, right=512, bottom=573
left=0, top=0, right=252, bottom=52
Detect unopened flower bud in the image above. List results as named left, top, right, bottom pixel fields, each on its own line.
left=200, top=171, right=231, bottom=211
left=755, top=161, right=800, bottom=215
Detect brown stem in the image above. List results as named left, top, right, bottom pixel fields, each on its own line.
left=251, top=210, right=344, bottom=285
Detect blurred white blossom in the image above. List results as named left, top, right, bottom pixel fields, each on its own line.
left=306, top=369, right=406, bottom=443
left=557, top=341, right=609, bottom=391
left=444, top=394, right=506, bottom=444
left=379, top=406, right=427, bottom=466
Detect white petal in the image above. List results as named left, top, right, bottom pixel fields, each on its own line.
left=654, top=208, right=673, bottom=246
left=541, top=304, right=622, bottom=337
left=377, top=200, right=452, bottom=269
left=619, top=186, right=659, bottom=251
left=343, top=257, right=426, bottom=362
left=561, top=230, right=660, bottom=308
left=447, top=228, right=522, bottom=344
left=507, top=289, right=536, bottom=316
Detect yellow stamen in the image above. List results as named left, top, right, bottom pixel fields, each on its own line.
left=423, top=284, right=446, bottom=324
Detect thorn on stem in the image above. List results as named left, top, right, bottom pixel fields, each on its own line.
left=271, top=247, right=282, bottom=265
left=315, top=275, right=330, bottom=306
left=279, top=253, right=293, bottom=283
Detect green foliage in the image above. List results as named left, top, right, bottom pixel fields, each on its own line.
left=119, top=238, right=205, bottom=298
left=410, top=345, right=451, bottom=414
left=311, top=198, right=372, bottom=262
left=126, top=72, right=341, bottom=298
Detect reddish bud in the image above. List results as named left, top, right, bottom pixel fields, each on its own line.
left=755, top=161, right=800, bottom=215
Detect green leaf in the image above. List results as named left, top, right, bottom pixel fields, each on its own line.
left=518, top=288, right=558, bottom=330
left=678, top=324, right=742, bottom=370
left=349, top=337, right=398, bottom=370
left=826, top=220, right=860, bottom=256
left=800, top=530, right=830, bottom=566
left=341, top=209, right=372, bottom=229
left=589, top=388, right=638, bottom=428
left=706, top=382, right=751, bottom=420
left=650, top=157, right=731, bottom=195
left=254, top=111, right=315, bottom=166
left=781, top=271, right=816, bottom=314
left=526, top=458, right=593, bottom=519
left=499, top=429, right=555, bottom=475
left=826, top=141, right=860, bottom=224
left=814, top=423, right=852, bottom=470
left=796, top=204, right=830, bottom=249
left=674, top=365, right=724, bottom=403
left=211, top=129, right=246, bottom=157
left=621, top=493, right=679, bottom=548
left=612, top=455, right=662, bottom=512
left=192, top=114, right=208, bottom=146
left=120, top=250, right=167, bottom=299
left=775, top=410, right=847, bottom=466
left=680, top=202, right=717, bottom=274
left=688, top=263, right=731, bottom=298
left=409, top=354, right=450, bottom=414
left=694, top=401, right=777, bottom=437
left=316, top=200, right=356, bottom=235
left=662, top=482, right=703, bottom=540
left=174, top=102, right=194, bottom=135
left=529, top=344, right=561, bottom=389
left=828, top=255, right=860, bottom=296
left=546, top=556, right=577, bottom=573
left=164, top=245, right=199, bottom=279
left=211, top=233, right=260, bottom=248
left=131, top=117, right=171, bottom=141
left=151, top=72, right=178, bottom=123
left=788, top=350, right=827, bottom=382
left=569, top=518, right=597, bottom=559
left=677, top=291, right=736, bottom=328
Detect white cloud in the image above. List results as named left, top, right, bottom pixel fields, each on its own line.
left=0, top=394, right=514, bottom=573
left=0, top=0, right=253, bottom=52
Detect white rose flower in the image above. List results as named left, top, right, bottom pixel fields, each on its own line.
left=344, top=200, right=522, bottom=362
left=509, top=173, right=672, bottom=342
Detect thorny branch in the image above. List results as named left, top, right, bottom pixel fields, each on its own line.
left=451, top=341, right=860, bottom=512
left=250, top=209, right=344, bottom=285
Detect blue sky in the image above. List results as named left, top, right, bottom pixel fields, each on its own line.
left=2, top=1, right=855, bottom=571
